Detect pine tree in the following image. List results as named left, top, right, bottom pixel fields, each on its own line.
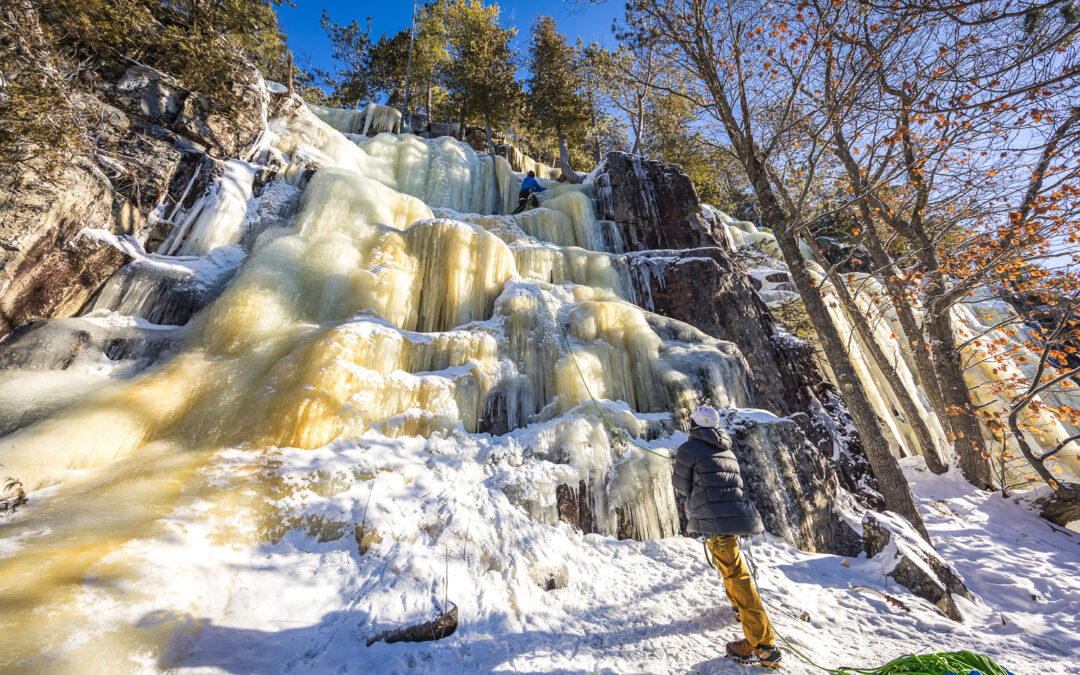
left=307, top=10, right=375, bottom=107
left=366, top=1, right=450, bottom=117
left=441, top=0, right=520, bottom=153
left=526, top=16, right=589, bottom=182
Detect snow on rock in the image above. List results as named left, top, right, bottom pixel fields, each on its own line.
left=862, top=510, right=972, bottom=621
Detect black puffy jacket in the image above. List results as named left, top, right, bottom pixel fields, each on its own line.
left=672, top=426, right=764, bottom=537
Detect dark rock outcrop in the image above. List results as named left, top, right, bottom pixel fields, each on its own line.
left=588, top=152, right=727, bottom=251
left=97, top=63, right=268, bottom=159
left=731, top=414, right=863, bottom=556
left=619, top=249, right=879, bottom=509
left=863, top=511, right=972, bottom=621
left=814, top=236, right=870, bottom=274
left=587, top=151, right=884, bottom=551
left=556, top=480, right=598, bottom=534
left=0, top=62, right=267, bottom=340
left=0, top=161, right=134, bottom=337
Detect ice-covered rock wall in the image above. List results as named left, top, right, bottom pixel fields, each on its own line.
left=0, top=95, right=870, bottom=668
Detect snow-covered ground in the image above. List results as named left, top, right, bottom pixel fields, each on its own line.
left=4, top=101, right=1078, bottom=675
left=68, top=429, right=1077, bottom=674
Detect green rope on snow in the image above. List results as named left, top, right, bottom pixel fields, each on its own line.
left=740, top=538, right=1015, bottom=675
left=534, top=282, right=675, bottom=462
left=834, top=650, right=1013, bottom=675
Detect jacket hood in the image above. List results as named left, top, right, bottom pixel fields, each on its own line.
left=690, top=425, right=731, bottom=450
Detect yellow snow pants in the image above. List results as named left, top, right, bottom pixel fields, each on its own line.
left=707, top=535, right=775, bottom=647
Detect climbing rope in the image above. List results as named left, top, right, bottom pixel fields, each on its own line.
left=738, top=537, right=1014, bottom=675
left=534, top=282, right=675, bottom=463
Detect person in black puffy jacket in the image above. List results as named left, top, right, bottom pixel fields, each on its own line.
left=673, top=405, right=782, bottom=668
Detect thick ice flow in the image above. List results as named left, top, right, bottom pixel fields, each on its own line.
left=0, top=99, right=771, bottom=671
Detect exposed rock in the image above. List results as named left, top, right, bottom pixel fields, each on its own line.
left=0, top=159, right=134, bottom=338
left=428, top=122, right=461, bottom=139
left=729, top=414, right=863, bottom=556
left=464, top=126, right=490, bottom=154
left=556, top=480, right=597, bottom=534
left=590, top=151, right=885, bottom=551
left=0, top=61, right=268, bottom=339
left=814, top=236, right=870, bottom=274
left=97, top=62, right=268, bottom=159
left=95, top=64, right=189, bottom=127
left=625, top=248, right=880, bottom=508
left=404, top=112, right=428, bottom=134
left=862, top=511, right=972, bottom=621
left=173, top=74, right=268, bottom=159
left=588, top=152, right=727, bottom=252
left=1036, top=489, right=1080, bottom=528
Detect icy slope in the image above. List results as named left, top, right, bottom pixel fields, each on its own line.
left=33, top=438, right=1075, bottom=674
left=0, top=100, right=751, bottom=669
left=1, top=97, right=1076, bottom=675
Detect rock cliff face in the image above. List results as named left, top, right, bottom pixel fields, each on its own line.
left=0, top=159, right=133, bottom=336
left=0, top=62, right=267, bottom=340
left=589, top=151, right=879, bottom=553
left=590, top=152, right=728, bottom=251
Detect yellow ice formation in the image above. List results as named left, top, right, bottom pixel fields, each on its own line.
left=0, top=102, right=750, bottom=494
left=2, top=98, right=760, bottom=667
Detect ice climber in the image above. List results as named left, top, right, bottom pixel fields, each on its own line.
left=673, top=405, right=782, bottom=669
left=512, top=170, right=545, bottom=214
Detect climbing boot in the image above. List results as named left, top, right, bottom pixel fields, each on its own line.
left=726, top=639, right=782, bottom=668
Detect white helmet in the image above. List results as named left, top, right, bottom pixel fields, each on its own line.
left=690, top=405, right=721, bottom=429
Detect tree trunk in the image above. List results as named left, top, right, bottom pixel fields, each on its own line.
left=484, top=114, right=496, bottom=159
left=558, top=128, right=581, bottom=184
left=632, top=95, right=644, bottom=156
left=891, top=92, right=992, bottom=489
left=926, top=301, right=994, bottom=490
left=286, top=54, right=294, bottom=96
left=827, top=269, right=948, bottom=474
left=1009, top=408, right=1080, bottom=526
left=744, top=165, right=930, bottom=541
left=425, top=82, right=432, bottom=119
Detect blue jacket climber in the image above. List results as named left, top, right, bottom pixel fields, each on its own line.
left=513, top=171, right=545, bottom=214
left=520, top=174, right=544, bottom=194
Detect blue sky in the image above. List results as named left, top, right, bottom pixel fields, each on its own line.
left=278, top=1, right=625, bottom=74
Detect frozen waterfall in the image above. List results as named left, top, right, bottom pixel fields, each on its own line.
left=0, top=100, right=760, bottom=669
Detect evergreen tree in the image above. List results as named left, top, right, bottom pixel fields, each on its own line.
left=366, top=1, right=450, bottom=117
left=441, top=0, right=520, bottom=153
left=641, top=87, right=751, bottom=215
left=5, top=0, right=291, bottom=171
left=307, top=10, right=374, bottom=107
left=578, top=40, right=629, bottom=164
left=526, top=16, right=589, bottom=181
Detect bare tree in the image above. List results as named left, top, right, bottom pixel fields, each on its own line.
left=626, top=0, right=932, bottom=539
